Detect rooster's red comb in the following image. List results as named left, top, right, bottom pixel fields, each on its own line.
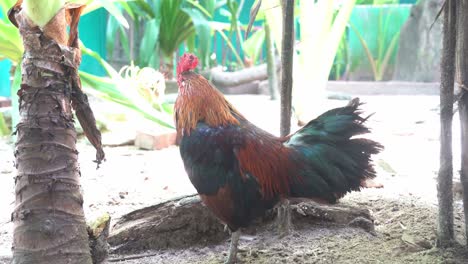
left=177, top=53, right=199, bottom=75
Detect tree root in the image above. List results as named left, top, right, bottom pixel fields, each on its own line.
left=108, top=195, right=376, bottom=254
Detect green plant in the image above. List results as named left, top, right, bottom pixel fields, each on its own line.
left=0, top=0, right=130, bottom=62
left=224, top=0, right=268, bottom=67
left=258, top=0, right=356, bottom=122
left=349, top=4, right=403, bottom=81
left=106, top=0, right=213, bottom=73
left=119, top=63, right=170, bottom=112
left=80, top=46, right=174, bottom=128
left=242, top=27, right=265, bottom=65
left=220, top=0, right=244, bottom=64
left=350, top=23, right=399, bottom=81
left=0, top=0, right=23, bottom=62
left=187, top=0, right=217, bottom=70
left=210, top=21, right=244, bottom=66
left=0, top=0, right=175, bottom=131
left=330, top=32, right=349, bottom=80
left=0, top=112, right=9, bottom=136
left=109, top=0, right=265, bottom=72
left=0, top=0, right=133, bottom=64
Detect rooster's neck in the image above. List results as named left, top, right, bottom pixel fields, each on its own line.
left=175, top=72, right=241, bottom=136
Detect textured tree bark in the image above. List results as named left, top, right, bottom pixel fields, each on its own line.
left=437, top=0, right=456, bottom=247
left=455, top=0, right=468, bottom=247
left=9, top=2, right=104, bottom=263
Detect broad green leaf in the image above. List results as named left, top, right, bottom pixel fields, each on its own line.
left=106, top=15, right=120, bottom=58
left=119, top=2, right=136, bottom=19
left=199, top=0, right=216, bottom=16
left=139, top=18, right=160, bottom=67
left=133, top=0, right=156, bottom=18
left=187, top=0, right=212, bottom=18
left=181, top=7, right=211, bottom=68
left=186, top=34, right=196, bottom=53
left=23, top=0, right=64, bottom=27
left=77, top=0, right=130, bottom=16
left=0, top=21, right=23, bottom=62
left=118, top=26, right=130, bottom=59
left=96, top=0, right=129, bottom=28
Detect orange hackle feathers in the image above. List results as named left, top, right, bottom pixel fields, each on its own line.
left=175, top=54, right=241, bottom=136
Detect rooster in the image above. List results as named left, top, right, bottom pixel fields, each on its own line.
left=175, top=53, right=382, bottom=263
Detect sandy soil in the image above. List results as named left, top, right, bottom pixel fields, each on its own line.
left=1, top=95, right=468, bottom=264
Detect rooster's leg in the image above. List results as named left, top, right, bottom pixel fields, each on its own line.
left=225, top=230, right=240, bottom=264
left=277, top=198, right=291, bottom=237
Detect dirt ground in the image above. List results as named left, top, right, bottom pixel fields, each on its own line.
left=1, top=94, right=468, bottom=263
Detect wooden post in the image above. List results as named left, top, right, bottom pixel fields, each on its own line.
left=437, top=0, right=456, bottom=247
left=278, top=0, right=295, bottom=237
left=280, top=0, right=294, bottom=137
left=456, top=0, right=468, bottom=247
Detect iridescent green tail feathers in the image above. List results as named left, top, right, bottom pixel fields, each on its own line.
left=286, top=98, right=383, bottom=203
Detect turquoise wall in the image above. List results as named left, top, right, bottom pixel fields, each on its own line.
left=0, top=7, right=11, bottom=97
left=0, top=57, right=11, bottom=98
left=78, top=8, right=107, bottom=76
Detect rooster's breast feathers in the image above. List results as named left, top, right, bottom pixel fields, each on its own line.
left=179, top=121, right=287, bottom=229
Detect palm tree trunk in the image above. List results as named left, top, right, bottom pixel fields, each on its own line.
left=9, top=1, right=104, bottom=263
